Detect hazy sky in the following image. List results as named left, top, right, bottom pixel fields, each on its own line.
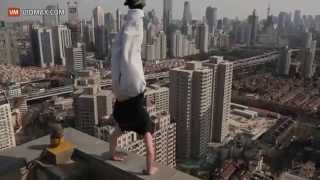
left=1, top=0, right=320, bottom=21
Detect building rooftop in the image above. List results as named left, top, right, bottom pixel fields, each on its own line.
left=0, top=128, right=199, bottom=180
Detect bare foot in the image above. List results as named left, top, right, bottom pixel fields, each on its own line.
left=110, top=154, right=127, bottom=161
left=143, top=166, right=159, bottom=175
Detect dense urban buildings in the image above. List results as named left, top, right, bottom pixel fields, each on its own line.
left=1, top=0, right=320, bottom=179
left=74, top=69, right=113, bottom=135
left=0, top=94, right=16, bottom=151
left=95, top=84, right=176, bottom=167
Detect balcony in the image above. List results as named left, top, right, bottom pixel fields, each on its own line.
left=0, top=128, right=199, bottom=180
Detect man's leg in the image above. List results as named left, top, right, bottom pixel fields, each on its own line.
left=110, top=125, right=126, bottom=161
left=144, top=132, right=158, bottom=175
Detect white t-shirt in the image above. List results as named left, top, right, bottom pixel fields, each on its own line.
left=111, top=9, right=146, bottom=102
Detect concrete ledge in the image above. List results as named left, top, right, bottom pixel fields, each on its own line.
left=0, top=128, right=199, bottom=180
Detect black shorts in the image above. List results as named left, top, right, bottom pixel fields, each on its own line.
left=113, top=93, right=152, bottom=135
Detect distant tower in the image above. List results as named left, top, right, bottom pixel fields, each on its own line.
left=294, top=10, right=302, bottom=26
left=67, top=1, right=80, bottom=26
left=67, top=1, right=81, bottom=45
left=182, top=1, right=192, bottom=25
left=31, top=26, right=55, bottom=67
left=52, top=25, right=72, bottom=66
left=248, top=9, right=258, bottom=47
left=93, top=6, right=105, bottom=27
left=116, top=9, right=122, bottom=32
left=104, top=12, right=115, bottom=33
left=198, top=23, right=209, bottom=54
left=163, top=0, right=173, bottom=33
left=43, top=5, right=59, bottom=27
left=302, top=32, right=317, bottom=78
left=66, top=42, right=86, bottom=72
left=206, top=6, right=218, bottom=33
left=277, top=46, right=292, bottom=76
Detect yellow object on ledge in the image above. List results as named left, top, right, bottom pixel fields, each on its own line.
left=46, top=139, right=75, bottom=165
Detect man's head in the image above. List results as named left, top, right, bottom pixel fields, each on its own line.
left=124, top=0, right=146, bottom=9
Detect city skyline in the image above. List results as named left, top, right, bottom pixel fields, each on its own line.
left=1, top=0, right=320, bottom=21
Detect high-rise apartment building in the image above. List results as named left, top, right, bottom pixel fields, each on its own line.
left=159, top=31, right=167, bottom=59
left=66, top=42, right=86, bottom=72
left=0, top=94, right=16, bottom=151
left=248, top=9, right=259, bottom=47
left=145, top=85, right=169, bottom=112
left=94, top=25, right=107, bottom=59
left=198, top=23, right=209, bottom=54
left=278, top=46, right=292, bottom=76
left=293, top=10, right=302, bottom=27
left=93, top=6, right=105, bottom=27
left=0, top=29, right=14, bottom=65
left=204, top=56, right=233, bottom=143
left=302, top=32, right=317, bottom=78
left=104, top=12, right=115, bottom=33
left=31, top=26, right=55, bottom=67
left=170, top=61, right=213, bottom=159
left=52, top=25, right=72, bottom=66
left=67, top=1, right=81, bottom=45
left=74, top=70, right=113, bottom=135
left=163, top=0, right=173, bottom=33
left=182, top=1, right=192, bottom=25
left=116, top=9, right=122, bottom=32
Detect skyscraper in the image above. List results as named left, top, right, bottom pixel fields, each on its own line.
left=294, top=10, right=302, bottom=27
left=67, top=1, right=80, bottom=25
left=198, top=23, right=209, bottom=54
left=31, top=26, right=55, bottom=67
left=277, top=46, right=292, bottom=76
left=170, top=31, right=184, bottom=58
left=94, top=25, right=107, bottom=59
left=163, top=0, right=173, bottom=33
left=0, top=29, right=13, bottom=65
left=248, top=9, right=259, bottom=47
left=67, top=1, right=81, bottom=45
left=116, top=9, right=122, bottom=32
left=206, top=6, right=218, bottom=33
left=204, top=56, right=233, bottom=143
left=42, top=5, right=59, bottom=27
left=52, top=25, right=72, bottom=66
left=170, top=62, right=213, bottom=159
left=66, top=42, right=86, bottom=72
left=182, top=1, right=192, bottom=25
left=93, top=6, right=105, bottom=27
left=302, top=32, right=317, bottom=78
left=104, top=12, right=116, bottom=33
left=159, top=31, right=167, bottom=59
left=0, top=94, right=16, bottom=151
